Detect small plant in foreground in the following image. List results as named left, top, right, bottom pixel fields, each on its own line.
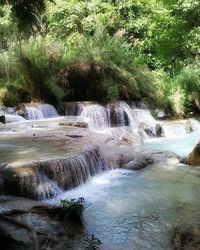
left=51, top=198, right=84, bottom=225
left=83, top=234, right=102, bottom=250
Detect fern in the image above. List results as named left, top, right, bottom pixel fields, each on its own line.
left=83, top=235, right=102, bottom=250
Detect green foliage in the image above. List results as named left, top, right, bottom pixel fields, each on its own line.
left=5, top=0, right=53, bottom=32
left=0, top=5, right=17, bottom=49
left=83, top=235, right=102, bottom=250
left=0, top=0, right=199, bottom=116
left=14, top=35, right=65, bottom=102
left=51, top=199, right=84, bottom=225
left=1, top=85, right=19, bottom=106
left=57, top=33, right=154, bottom=101
left=153, top=64, right=200, bottom=116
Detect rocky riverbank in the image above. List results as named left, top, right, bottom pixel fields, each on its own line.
left=0, top=115, right=188, bottom=250
left=0, top=122, right=183, bottom=200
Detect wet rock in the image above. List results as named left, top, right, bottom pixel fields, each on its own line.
left=0, top=197, right=77, bottom=250
left=121, top=131, right=143, bottom=144
left=138, top=122, right=155, bottom=138
left=137, top=147, right=181, bottom=166
left=59, top=121, right=88, bottom=128
left=155, top=123, right=164, bottom=137
left=3, top=148, right=108, bottom=200
left=121, top=154, right=153, bottom=170
left=0, top=115, right=6, bottom=124
left=171, top=225, right=200, bottom=250
left=186, top=141, right=200, bottom=166
left=179, top=156, right=186, bottom=164
left=122, top=160, right=145, bottom=170
left=16, top=104, right=26, bottom=118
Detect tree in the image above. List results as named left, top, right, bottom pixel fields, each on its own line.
left=1, top=0, right=54, bottom=32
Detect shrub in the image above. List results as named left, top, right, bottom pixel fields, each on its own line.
left=51, top=199, right=84, bottom=225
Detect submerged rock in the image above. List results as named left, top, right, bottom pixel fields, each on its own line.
left=171, top=225, right=200, bottom=250
left=186, top=141, right=200, bottom=166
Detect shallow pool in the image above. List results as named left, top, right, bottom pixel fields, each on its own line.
left=48, top=132, right=200, bottom=249
left=0, top=137, right=78, bottom=166
left=144, top=131, right=200, bottom=156
left=49, top=164, right=200, bottom=250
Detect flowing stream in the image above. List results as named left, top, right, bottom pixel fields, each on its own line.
left=48, top=132, right=200, bottom=250
left=1, top=101, right=200, bottom=249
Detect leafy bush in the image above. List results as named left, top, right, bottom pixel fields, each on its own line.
left=152, top=64, right=200, bottom=116
left=51, top=199, right=84, bottom=225
left=0, top=0, right=200, bottom=116
left=14, top=35, right=66, bottom=103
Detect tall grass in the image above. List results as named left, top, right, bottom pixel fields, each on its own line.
left=0, top=33, right=154, bottom=105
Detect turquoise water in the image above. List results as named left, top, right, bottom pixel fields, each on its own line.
left=0, top=137, right=78, bottom=165
left=144, top=131, right=200, bottom=156
left=49, top=132, right=200, bottom=250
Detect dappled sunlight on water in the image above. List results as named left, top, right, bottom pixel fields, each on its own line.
left=0, top=137, right=77, bottom=165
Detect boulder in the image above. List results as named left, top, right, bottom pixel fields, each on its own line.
left=121, top=131, right=143, bottom=145
left=0, top=197, right=81, bottom=250
left=186, top=141, right=200, bottom=166
left=121, top=154, right=153, bottom=170
left=138, top=122, right=155, bottom=138
left=0, top=115, right=6, bottom=124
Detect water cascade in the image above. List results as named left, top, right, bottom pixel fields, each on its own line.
left=25, top=104, right=58, bottom=120
left=3, top=149, right=110, bottom=200
left=113, top=103, right=126, bottom=127
left=81, top=104, right=111, bottom=130
left=189, top=118, right=200, bottom=131
left=80, top=101, right=156, bottom=138
left=161, top=122, right=188, bottom=137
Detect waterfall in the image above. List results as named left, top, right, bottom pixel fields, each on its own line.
left=119, top=101, right=156, bottom=136
left=81, top=104, right=110, bottom=130
left=79, top=101, right=156, bottom=137
left=25, top=106, right=44, bottom=120
left=189, top=118, right=200, bottom=131
left=118, top=101, right=138, bottom=132
left=161, top=122, right=187, bottom=137
left=20, top=168, right=62, bottom=200
left=37, top=104, right=59, bottom=118
left=4, top=149, right=110, bottom=200
left=25, top=104, right=58, bottom=120
left=112, top=103, right=126, bottom=127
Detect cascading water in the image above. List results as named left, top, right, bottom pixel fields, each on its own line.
left=114, top=104, right=126, bottom=127
left=25, top=103, right=58, bottom=120
left=118, top=101, right=138, bottom=132
left=20, top=167, right=61, bottom=200
left=25, top=106, right=44, bottom=120
left=189, top=118, right=200, bottom=131
left=36, top=104, right=59, bottom=118
left=161, top=122, right=187, bottom=137
left=4, top=149, right=110, bottom=200
left=79, top=102, right=200, bottom=138
left=119, top=101, right=156, bottom=135
left=80, top=101, right=156, bottom=138
left=81, top=104, right=110, bottom=130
